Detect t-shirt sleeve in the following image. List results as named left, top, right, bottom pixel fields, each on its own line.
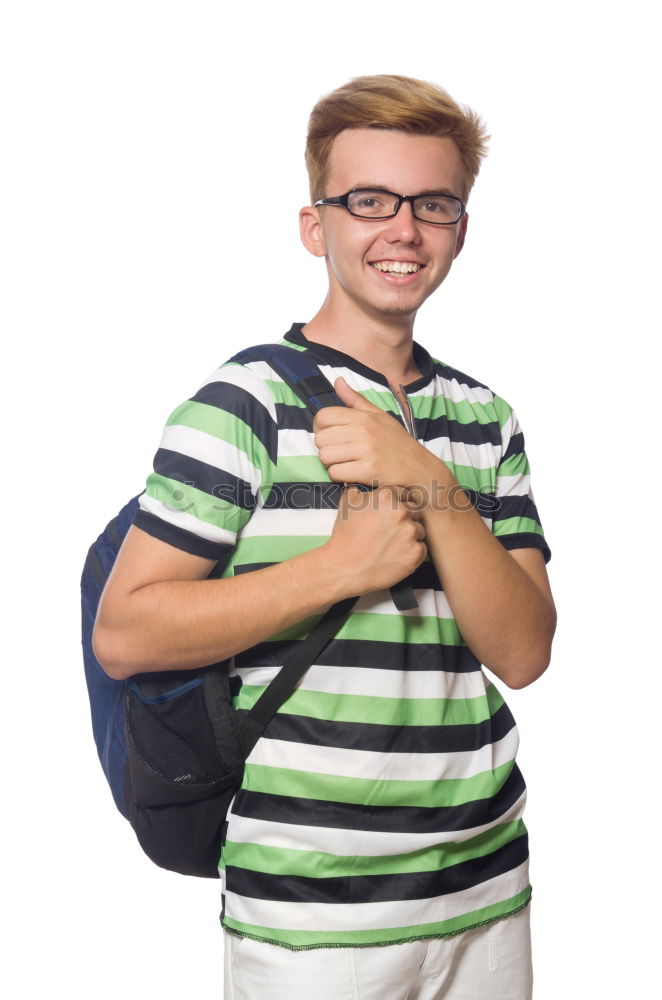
left=490, top=396, right=551, bottom=563
left=133, top=362, right=278, bottom=563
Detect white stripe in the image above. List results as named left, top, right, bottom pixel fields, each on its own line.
left=427, top=375, right=495, bottom=407
left=238, top=664, right=484, bottom=701
left=428, top=436, right=500, bottom=471
left=352, top=587, right=455, bottom=619
left=160, top=425, right=262, bottom=495
left=246, top=726, right=520, bottom=783
left=225, top=791, right=527, bottom=858
left=499, top=411, right=520, bottom=445
left=276, top=427, right=317, bottom=458
left=138, top=493, right=236, bottom=547
left=223, top=861, right=529, bottom=932
left=240, top=507, right=335, bottom=538
left=316, top=364, right=385, bottom=397
left=496, top=474, right=531, bottom=497
left=198, top=364, right=277, bottom=420
left=240, top=358, right=292, bottom=387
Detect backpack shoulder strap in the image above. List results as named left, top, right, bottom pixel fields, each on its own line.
left=229, top=341, right=340, bottom=414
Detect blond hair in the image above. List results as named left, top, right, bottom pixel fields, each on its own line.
left=305, top=74, right=489, bottom=203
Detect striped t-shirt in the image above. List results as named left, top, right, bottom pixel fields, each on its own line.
left=135, top=322, right=550, bottom=950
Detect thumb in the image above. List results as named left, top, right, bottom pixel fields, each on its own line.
left=334, top=376, right=380, bottom=411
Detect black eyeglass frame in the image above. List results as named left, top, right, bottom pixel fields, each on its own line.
left=314, top=187, right=466, bottom=225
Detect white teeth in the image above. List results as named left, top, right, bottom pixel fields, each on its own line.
left=372, top=261, right=421, bottom=273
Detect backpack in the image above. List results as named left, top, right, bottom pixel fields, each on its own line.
left=81, top=343, right=416, bottom=878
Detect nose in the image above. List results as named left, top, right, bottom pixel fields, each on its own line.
left=382, top=199, right=422, bottom=243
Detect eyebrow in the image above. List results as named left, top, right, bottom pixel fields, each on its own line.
left=350, top=184, right=461, bottom=199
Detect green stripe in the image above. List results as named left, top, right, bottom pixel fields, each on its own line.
left=266, top=610, right=465, bottom=646
left=164, top=401, right=273, bottom=484
left=443, top=462, right=496, bottom=492
left=235, top=681, right=502, bottom=726
left=493, top=517, right=544, bottom=538
left=275, top=339, right=306, bottom=353
left=275, top=455, right=331, bottom=483
left=497, top=452, right=530, bottom=477
left=241, top=758, right=514, bottom=808
left=264, top=379, right=309, bottom=408
left=410, top=394, right=499, bottom=426
left=222, top=889, right=532, bottom=949
left=272, top=459, right=497, bottom=493
left=222, top=820, right=526, bottom=879
left=144, top=473, right=252, bottom=534
left=232, top=534, right=327, bottom=565
left=492, top=395, right=514, bottom=430
left=237, top=675, right=502, bottom=717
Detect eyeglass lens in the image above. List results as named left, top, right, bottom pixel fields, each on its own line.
left=346, top=189, right=462, bottom=224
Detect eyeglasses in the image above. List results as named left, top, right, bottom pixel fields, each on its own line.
left=314, top=187, right=466, bottom=225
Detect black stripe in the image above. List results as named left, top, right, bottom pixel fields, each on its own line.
left=425, top=414, right=501, bottom=448
left=236, top=636, right=477, bottom=673
left=234, top=562, right=446, bottom=592
left=494, top=495, right=542, bottom=524
left=231, top=764, right=526, bottom=835
left=234, top=560, right=442, bottom=592
left=500, top=431, right=525, bottom=464
left=497, top=533, right=551, bottom=564
left=275, top=402, right=314, bottom=431
left=132, top=509, right=233, bottom=561
left=241, top=700, right=516, bottom=754
left=226, top=833, right=528, bottom=904
left=262, top=482, right=343, bottom=511
left=462, top=489, right=502, bottom=518
left=433, top=361, right=491, bottom=393
left=190, top=382, right=278, bottom=463
left=153, top=449, right=257, bottom=511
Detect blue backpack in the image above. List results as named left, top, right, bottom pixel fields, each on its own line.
left=81, top=343, right=416, bottom=877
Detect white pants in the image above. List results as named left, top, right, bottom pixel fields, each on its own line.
left=223, top=907, right=533, bottom=999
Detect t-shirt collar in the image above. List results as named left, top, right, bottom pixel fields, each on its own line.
left=283, top=322, right=435, bottom=392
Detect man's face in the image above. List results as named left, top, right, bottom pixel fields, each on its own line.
left=302, top=128, right=468, bottom=325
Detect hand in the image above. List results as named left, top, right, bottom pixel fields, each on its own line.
left=314, top=377, right=437, bottom=490
left=325, top=485, right=427, bottom=599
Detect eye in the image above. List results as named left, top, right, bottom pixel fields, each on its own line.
left=421, top=198, right=453, bottom=216
left=347, top=190, right=393, bottom=217
left=415, top=195, right=462, bottom=222
left=354, top=193, right=386, bottom=210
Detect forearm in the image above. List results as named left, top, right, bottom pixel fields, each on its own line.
left=414, top=457, right=556, bottom=688
left=94, top=544, right=350, bottom=680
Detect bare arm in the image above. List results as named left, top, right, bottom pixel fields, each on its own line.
left=416, top=482, right=555, bottom=688
left=93, top=487, right=427, bottom=680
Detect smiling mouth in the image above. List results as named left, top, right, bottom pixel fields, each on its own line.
left=370, top=261, right=423, bottom=274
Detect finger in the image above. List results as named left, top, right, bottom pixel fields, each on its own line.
left=313, top=407, right=353, bottom=432
left=328, top=463, right=377, bottom=486
left=319, top=444, right=363, bottom=468
left=334, top=376, right=381, bottom=411
left=314, top=426, right=358, bottom=450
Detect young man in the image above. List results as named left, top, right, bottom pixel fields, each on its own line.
left=95, top=75, right=555, bottom=999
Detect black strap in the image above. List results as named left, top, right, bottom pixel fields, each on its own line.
left=238, top=596, right=358, bottom=755
left=389, top=577, right=419, bottom=611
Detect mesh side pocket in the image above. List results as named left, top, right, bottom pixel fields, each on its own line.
left=125, top=680, right=224, bottom=784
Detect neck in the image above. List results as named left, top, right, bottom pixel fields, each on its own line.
left=302, top=298, right=423, bottom=385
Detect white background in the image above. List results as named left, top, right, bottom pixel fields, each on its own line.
left=2, top=1, right=659, bottom=996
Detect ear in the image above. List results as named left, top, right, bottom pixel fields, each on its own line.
left=299, top=205, right=327, bottom=258
left=453, top=212, right=469, bottom=259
